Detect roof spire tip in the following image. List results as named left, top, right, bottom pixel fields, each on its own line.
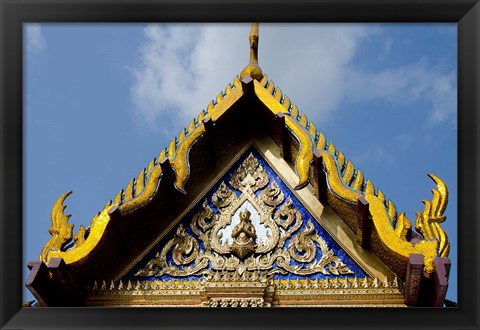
left=240, top=23, right=263, bottom=81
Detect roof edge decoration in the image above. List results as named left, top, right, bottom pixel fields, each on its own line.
left=41, top=73, right=450, bottom=279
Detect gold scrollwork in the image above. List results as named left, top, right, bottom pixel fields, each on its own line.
left=134, top=153, right=354, bottom=279
left=212, top=182, right=237, bottom=209
left=259, top=181, right=285, bottom=209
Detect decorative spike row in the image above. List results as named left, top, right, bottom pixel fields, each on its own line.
left=197, top=110, right=206, bottom=125
left=337, top=151, right=345, bottom=170
left=308, top=122, right=317, bottom=138
left=273, top=86, right=283, bottom=102
left=299, top=113, right=307, bottom=127
left=365, top=180, right=375, bottom=195
left=167, top=138, right=176, bottom=158
left=282, top=95, right=291, bottom=110
left=362, top=277, right=369, bottom=288
left=327, top=141, right=336, bottom=155
left=388, top=200, right=397, bottom=225
left=352, top=170, right=364, bottom=191
left=147, top=158, right=156, bottom=174
left=377, top=190, right=385, bottom=203
left=124, top=179, right=134, bottom=201
left=216, top=91, right=224, bottom=105
left=353, top=277, right=359, bottom=288
left=207, top=100, right=215, bottom=113
left=266, top=79, right=275, bottom=94
left=259, top=74, right=268, bottom=87
left=178, top=128, right=186, bottom=144
left=224, top=83, right=232, bottom=95
left=316, top=132, right=326, bottom=150
left=157, top=149, right=166, bottom=164
left=342, top=161, right=355, bottom=185
left=290, top=104, right=299, bottom=119
left=113, top=190, right=122, bottom=205
left=135, top=169, right=146, bottom=197
left=187, top=119, right=196, bottom=134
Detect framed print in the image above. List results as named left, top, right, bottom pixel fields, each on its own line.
left=1, top=0, right=479, bottom=329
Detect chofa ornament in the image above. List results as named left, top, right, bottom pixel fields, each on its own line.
left=135, top=153, right=354, bottom=278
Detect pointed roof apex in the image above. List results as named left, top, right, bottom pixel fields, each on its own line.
left=240, top=23, right=263, bottom=81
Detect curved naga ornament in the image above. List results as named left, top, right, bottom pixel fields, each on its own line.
left=135, top=153, right=354, bottom=279
left=40, top=191, right=74, bottom=262
left=415, top=173, right=450, bottom=258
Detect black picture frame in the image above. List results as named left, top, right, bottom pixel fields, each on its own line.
left=1, top=0, right=478, bottom=329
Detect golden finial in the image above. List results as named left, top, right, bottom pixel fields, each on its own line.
left=240, top=23, right=263, bottom=80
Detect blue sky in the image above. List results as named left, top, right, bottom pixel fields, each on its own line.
left=24, top=23, right=457, bottom=303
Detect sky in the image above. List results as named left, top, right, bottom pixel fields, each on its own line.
left=23, top=23, right=457, bottom=303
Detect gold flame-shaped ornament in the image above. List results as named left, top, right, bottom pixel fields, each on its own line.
left=415, top=173, right=450, bottom=258
left=40, top=191, right=74, bottom=262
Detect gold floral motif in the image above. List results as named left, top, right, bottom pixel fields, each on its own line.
left=135, top=225, right=201, bottom=277
left=229, top=153, right=268, bottom=192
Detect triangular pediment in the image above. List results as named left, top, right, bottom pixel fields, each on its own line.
left=85, top=143, right=403, bottom=307
left=126, top=148, right=367, bottom=282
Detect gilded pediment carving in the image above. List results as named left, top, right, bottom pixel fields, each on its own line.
left=134, top=152, right=358, bottom=280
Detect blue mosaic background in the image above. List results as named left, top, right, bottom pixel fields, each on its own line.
left=126, top=148, right=366, bottom=282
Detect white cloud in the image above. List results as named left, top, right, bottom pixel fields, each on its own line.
left=26, top=24, right=46, bottom=55
left=130, top=24, right=249, bottom=134
left=345, top=59, right=457, bottom=126
left=129, top=24, right=456, bottom=133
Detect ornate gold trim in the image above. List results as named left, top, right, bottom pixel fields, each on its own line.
left=86, top=272, right=405, bottom=307
left=134, top=153, right=354, bottom=279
